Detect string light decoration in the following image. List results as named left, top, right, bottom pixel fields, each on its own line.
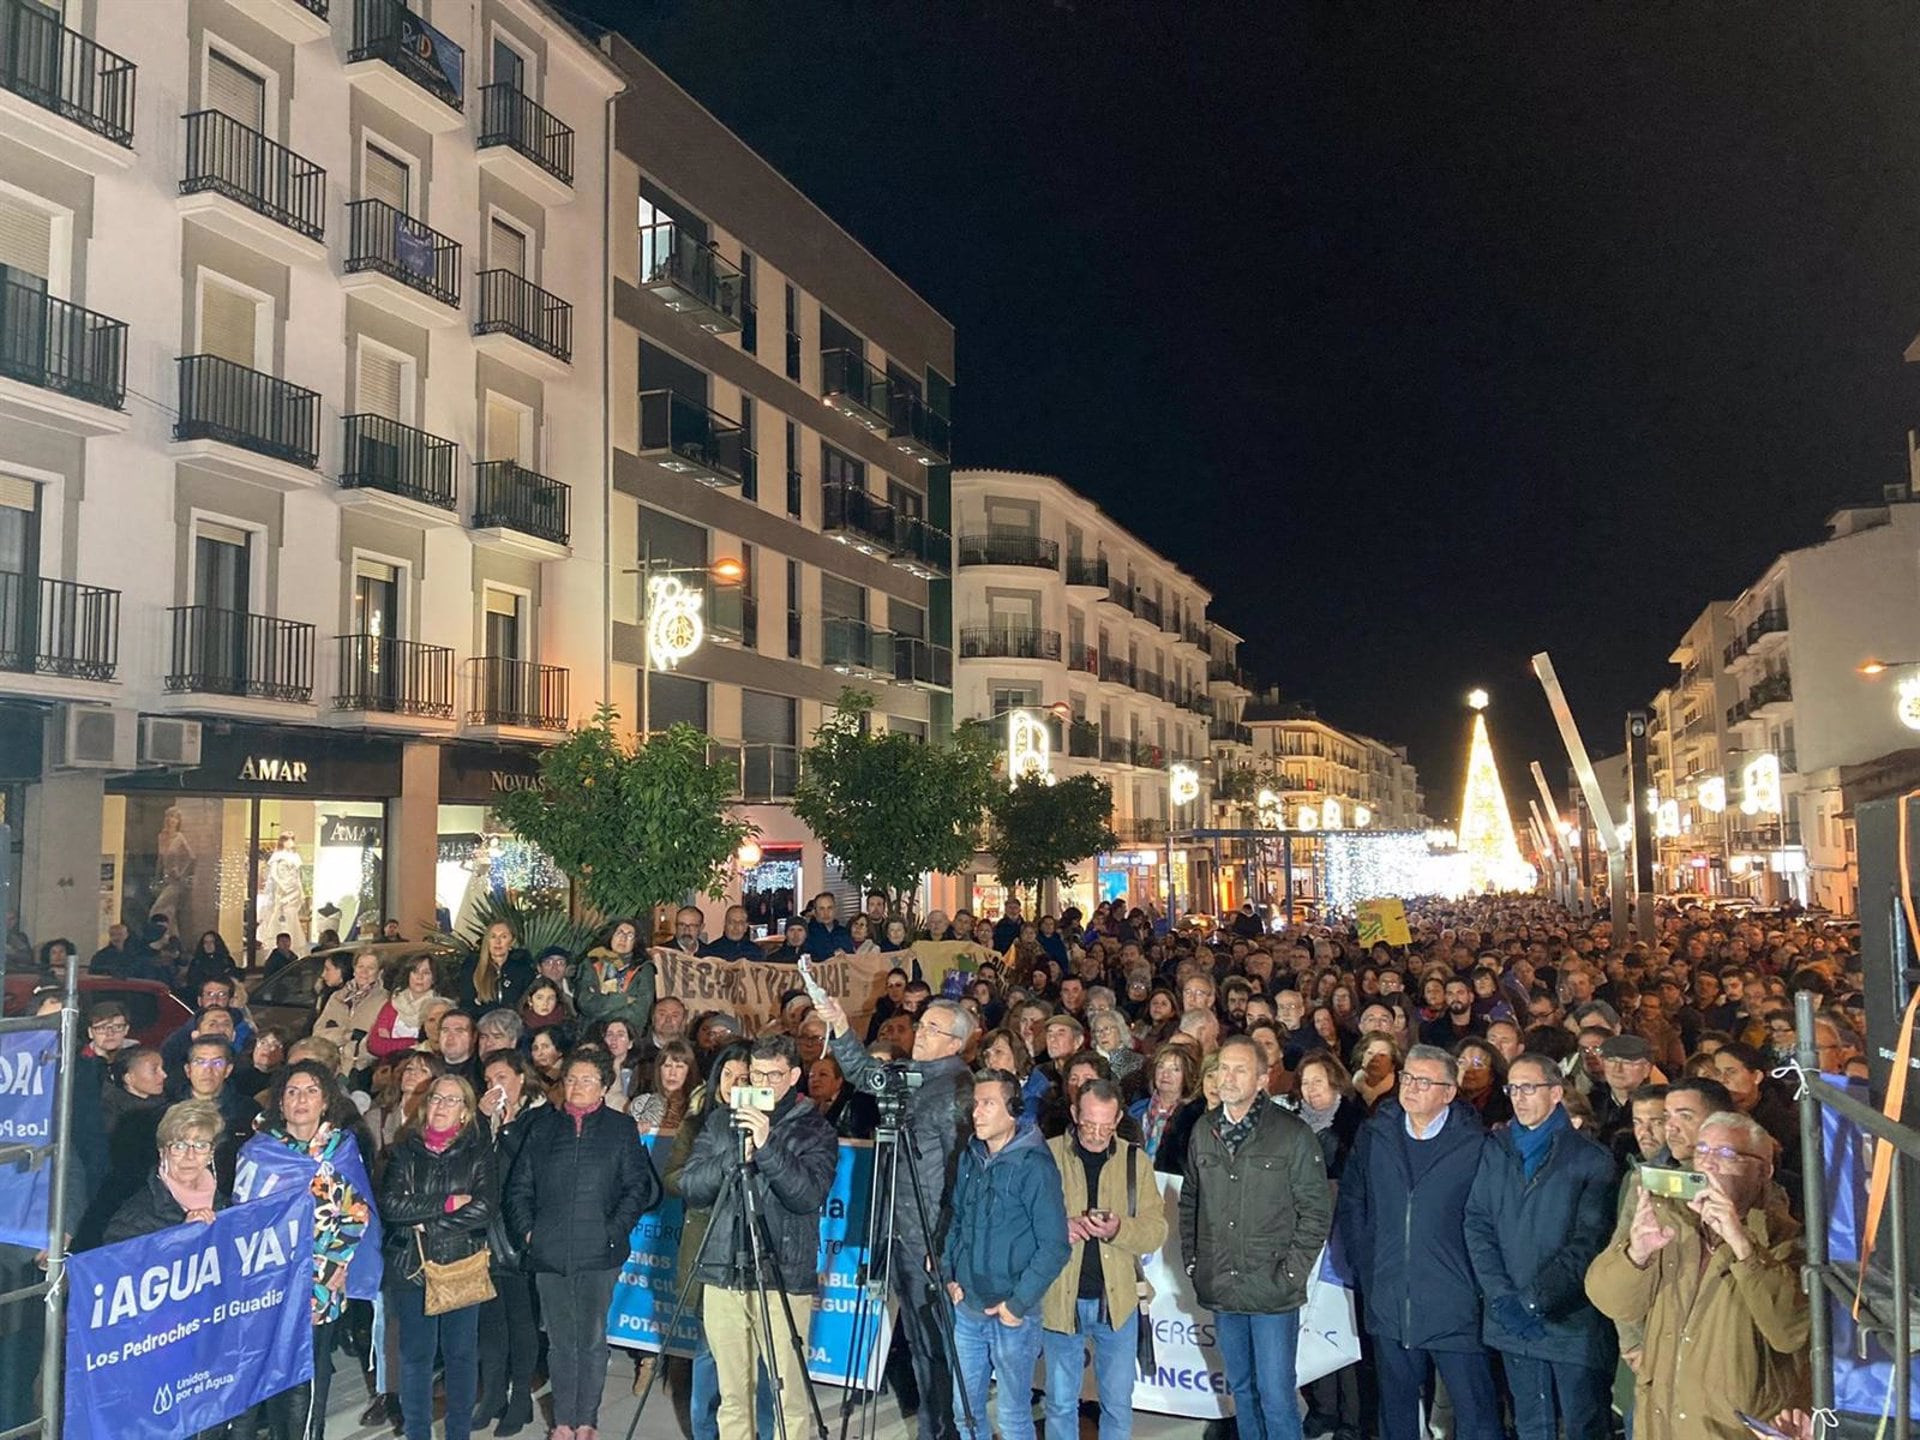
left=1322, top=830, right=1461, bottom=910
left=1457, top=689, right=1535, bottom=893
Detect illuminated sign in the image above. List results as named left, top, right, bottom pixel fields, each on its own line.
left=1254, top=788, right=1282, bottom=828
left=1006, top=710, right=1055, bottom=788
left=1655, top=799, right=1680, bottom=839
left=1740, top=753, right=1782, bottom=816
left=1296, top=806, right=1318, bottom=831
left=1169, top=764, right=1200, bottom=806
left=1899, top=676, right=1920, bottom=732
left=238, top=757, right=308, bottom=783
left=1353, top=804, right=1372, bottom=828
left=1697, top=777, right=1726, bottom=814
left=646, top=575, right=704, bottom=669
left=1321, top=798, right=1342, bottom=829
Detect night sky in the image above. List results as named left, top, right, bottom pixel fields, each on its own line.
left=580, top=1, right=1920, bottom=819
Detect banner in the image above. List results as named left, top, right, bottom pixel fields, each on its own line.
left=1356, top=898, right=1412, bottom=949
left=902, top=941, right=1001, bottom=992
left=232, top=1128, right=383, bottom=1300
left=651, top=949, right=893, bottom=1034
left=0, top=1026, right=57, bottom=1248
left=607, top=1138, right=891, bottom=1389
left=63, top=1187, right=315, bottom=1440
left=397, top=10, right=463, bottom=98
left=1133, top=1173, right=1360, bottom=1419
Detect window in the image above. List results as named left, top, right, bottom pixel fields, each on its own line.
left=355, top=344, right=407, bottom=422
left=889, top=598, right=925, bottom=639
left=741, top=689, right=796, bottom=746
left=738, top=543, right=757, bottom=651
left=739, top=396, right=757, bottom=501
left=785, top=420, right=801, bottom=518
left=739, top=250, right=757, bottom=354
left=199, top=279, right=262, bottom=369
left=206, top=50, right=266, bottom=131
left=491, top=36, right=526, bottom=92
left=821, top=573, right=864, bottom=623
left=784, top=283, right=799, bottom=381
left=485, top=395, right=528, bottom=464
left=822, top=442, right=862, bottom=494
left=0, top=194, right=53, bottom=288
left=819, top=309, right=862, bottom=359
left=362, top=142, right=411, bottom=212
left=888, top=479, right=923, bottom=519
left=648, top=671, right=706, bottom=732
left=489, top=216, right=528, bottom=278
left=193, top=522, right=251, bottom=612
left=353, top=559, right=400, bottom=640
left=991, top=686, right=1039, bottom=715
left=786, top=559, right=801, bottom=658
left=484, top=588, right=522, bottom=660
left=0, top=476, right=41, bottom=597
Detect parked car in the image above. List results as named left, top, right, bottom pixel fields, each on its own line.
left=2, top=975, right=193, bottom=1049
left=247, top=941, right=458, bottom=1042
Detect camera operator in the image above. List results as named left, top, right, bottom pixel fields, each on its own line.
left=815, top=990, right=975, bottom=1440
left=677, top=1034, right=839, bottom=1440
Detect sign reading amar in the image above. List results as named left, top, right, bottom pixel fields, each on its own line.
left=237, top=757, right=309, bottom=784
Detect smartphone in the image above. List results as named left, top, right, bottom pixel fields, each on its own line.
left=1639, top=1165, right=1709, bottom=1201
left=796, top=955, right=830, bottom=1008
left=1085, top=1209, right=1113, bottom=1224
left=1736, top=1412, right=1796, bottom=1440
left=729, top=1085, right=775, bottom=1111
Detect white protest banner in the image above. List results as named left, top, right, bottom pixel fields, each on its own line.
left=650, top=949, right=894, bottom=1033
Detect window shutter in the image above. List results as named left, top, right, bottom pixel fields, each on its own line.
left=0, top=474, right=37, bottom=512
left=489, top=218, right=527, bottom=277
left=200, top=283, right=258, bottom=367
left=363, top=144, right=410, bottom=212
left=0, top=196, right=52, bottom=283
left=206, top=52, right=265, bottom=131
left=485, top=397, right=523, bottom=462
left=356, top=347, right=404, bottom=421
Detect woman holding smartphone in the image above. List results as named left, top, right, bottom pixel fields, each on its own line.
left=474, top=1052, right=543, bottom=1436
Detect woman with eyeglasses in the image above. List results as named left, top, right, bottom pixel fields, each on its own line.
left=103, top=1098, right=229, bottom=1244
left=379, top=1075, right=497, bottom=1440
left=1451, top=1036, right=1513, bottom=1127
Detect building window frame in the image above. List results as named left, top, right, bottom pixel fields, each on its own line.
left=199, top=37, right=278, bottom=137
left=192, top=267, right=273, bottom=372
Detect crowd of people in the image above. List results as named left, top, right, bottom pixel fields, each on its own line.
left=1, top=887, right=1862, bottom=1440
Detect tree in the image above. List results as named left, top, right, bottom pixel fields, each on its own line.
left=987, top=773, right=1119, bottom=902
left=791, top=689, right=999, bottom=913
left=491, top=704, right=753, bottom=922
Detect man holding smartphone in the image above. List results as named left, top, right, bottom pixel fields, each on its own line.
left=677, top=1034, right=839, bottom=1440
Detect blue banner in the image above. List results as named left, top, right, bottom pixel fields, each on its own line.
left=63, top=1187, right=314, bottom=1440
left=606, top=1134, right=698, bottom=1357
left=232, top=1129, right=383, bottom=1300
left=0, top=1026, right=58, bottom=1248
left=398, top=11, right=463, bottom=100
left=394, top=216, right=434, bottom=281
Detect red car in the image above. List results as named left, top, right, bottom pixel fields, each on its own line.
left=2, top=974, right=194, bottom=1049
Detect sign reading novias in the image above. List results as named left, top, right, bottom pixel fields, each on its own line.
left=238, top=757, right=309, bottom=784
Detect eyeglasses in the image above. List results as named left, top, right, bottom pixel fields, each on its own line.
left=165, top=1139, right=213, bottom=1155
left=1077, top=1120, right=1117, bottom=1136
left=1457, top=1053, right=1490, bottom=1070
left=89, top=1019, right=128, bottom=1033
left=1399, top=1074, right=1456, bottom=1093
left=914, top=1021, right=953, bottom=1038
left=188, top=1058, right=229, bottom=1071
left=1695, top=1143, right=1767, bottom=1166
left=425, top=1094, right=464, bottom=1109
left=1506, top=1081, right=1561, bottom=1098
left=747, top=1070, right=788, bottom=1086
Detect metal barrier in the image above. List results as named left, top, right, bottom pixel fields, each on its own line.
left=0, top=957, right=80, bottom=1440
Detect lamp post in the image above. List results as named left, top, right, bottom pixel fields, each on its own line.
left=626, top=547, right=744, bottom=739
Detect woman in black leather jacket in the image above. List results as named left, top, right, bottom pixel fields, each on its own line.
left=473, top=1051, right=544, bottom=1436
left=378, top=1074, right=498, bottom=1440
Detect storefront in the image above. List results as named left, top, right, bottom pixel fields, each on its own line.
left=436, top=743, right=567, bottom=937
left=106, top=724, right=402, bottom=962
left=0, top=703, right=42, bottom=953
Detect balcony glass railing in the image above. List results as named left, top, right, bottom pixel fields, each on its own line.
left=891, top=514, right=951, bottom=578
left=823, top=616, right=895, bottom=676
left=478, top=83, right=572, bottom=184
left=346, top=198, right=460, bottom=308
left=1747, top=609, right=1789, bottom=644
left=892, top=636, right=953, bottom=689
left=468, top=656, right=567, bottom=729
left=473, top=461, right=569, bottom=546
left=739, top=743, right=801, bottom=803
left=340, top=413, right=457, bottom=510
left=1749, top=672, right=1793, bottom=709
left=707, top=586, right=756, bottom=648
left=181, top=109, right=326, bottom=240
left=166, top=606, right=313, bottom=702
left=0, top=277, right=125, bottom=409
left=476, top=269, right=571, bottom=362
left=335, top=633, right=454, bottom=717
left=0, top=0, right=135, bottom=147
left=350, top=0, right=463, bottom=110
left=0, top=571, right=118, bottom=680
left=174, top=355, right=319, bottom=467
left=638, top=389, right=745, bottom=487
left=821, top=481, right=898, bottom=553
left=958, top=625, right=1060, bottom=662
left=957, top=533, right=1059, bottom=570
left=886, top=386, right=951, bottom=464
left=821, top=347, right=889, bottom=427
left=638, top=222, right=744, bottom=333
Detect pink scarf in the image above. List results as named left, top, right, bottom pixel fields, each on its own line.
left=423, top=1124, right=460, bottom=1153
left=161, top=1163, right=217, bottom=1215
left=564, top=1100, right=601, bottom=1135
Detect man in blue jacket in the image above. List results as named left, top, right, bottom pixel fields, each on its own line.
left=943, top=1067, right=1071, bottom=1440
left=1336, top=1043, right=1499, bottom=1440
left=1463, top=1052, right=1619, bottom=1440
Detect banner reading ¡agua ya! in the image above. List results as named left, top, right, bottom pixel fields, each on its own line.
left=64, top=1187, right=315, bottom=1440
left=0, top=1028, right=58, bottom=1248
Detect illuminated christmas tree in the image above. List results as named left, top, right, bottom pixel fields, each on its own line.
left=1458, top=690, right=1534, bottom=893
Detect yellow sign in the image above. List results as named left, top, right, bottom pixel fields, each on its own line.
left=1356, top=898, right=1411, bottom=949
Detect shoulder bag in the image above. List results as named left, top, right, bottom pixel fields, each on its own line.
left=1127, top=1144, right=1155, bottom=1378
left=417, top=1227, right=495, bottom=1316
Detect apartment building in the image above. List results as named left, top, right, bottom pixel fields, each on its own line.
left=950, top=469, right=1213, bottom=913
left=1643, top=602, right=1739, bottom=898
left=602, top=34, right=956, bottom=935
left=0, top=0, right=621, bottom=955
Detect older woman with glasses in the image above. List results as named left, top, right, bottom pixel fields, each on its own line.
left=379, top=1075, right=497, bottom=1440
left=102, top=1098, right=229, bottom=1244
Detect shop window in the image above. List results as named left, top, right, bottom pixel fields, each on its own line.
left=435, top=803, right=566, bottom=935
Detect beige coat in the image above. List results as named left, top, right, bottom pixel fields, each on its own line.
left=1585, top=1193, right=1809, bottom=1440
left=1041, top=1133, right=1168, bottom=1334
left=312, top=982, right=385, bottom=1073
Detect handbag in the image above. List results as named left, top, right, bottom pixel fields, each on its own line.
left=1127, top=1145, right=1155, bottom=1378
left=416, top=1228, right=495, bottom=1317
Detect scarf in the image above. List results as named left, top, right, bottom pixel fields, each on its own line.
left=1213, top=1100, right=1260, bottom=1156
left=1512, top=1104, right=1569, bottom=1179
left=1299, top=1094, right=1342, bottom=1135
left=423, top=1124, right=459, bottom=1154
left=389, top=987, right=444, bottom=1032
left=564, top=1099, right=601, bottom=1135
left=161, top=1163, right=217, bottom=1215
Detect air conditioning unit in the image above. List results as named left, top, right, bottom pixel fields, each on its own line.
left=1884, top=482, right=1912, bottom=505
left=139, top=716, right=203, bottom=768
left=55, top=704, right=135, bottom=770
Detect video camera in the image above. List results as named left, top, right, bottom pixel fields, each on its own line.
left=860, top=1062, right=923, bottom=1099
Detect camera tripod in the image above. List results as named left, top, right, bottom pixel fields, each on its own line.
left=624, top=1121, right=827, bottom=1440
left=836, top=1098, right=978, bottom=1440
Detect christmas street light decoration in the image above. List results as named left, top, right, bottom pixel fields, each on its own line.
left=1456, top=687, right=1534, bottom=893
left=1169, top=763, right=1200, bottom=806
left=1007, top=709, right=1056, bottom=788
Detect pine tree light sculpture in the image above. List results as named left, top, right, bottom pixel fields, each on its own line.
left=1457, top=690, right=1534, bottom=893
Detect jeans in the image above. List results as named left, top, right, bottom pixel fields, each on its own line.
left=476, top=1272, right=538, bottom=1416
left=1216, top=1310, right=1303, bottom=1440
left=264, top=1320, right=337, bottom=1440
left=893, top=1242, right=955, bottom=1440
left=1374, top=1342, right=1501, bottom=1440
left=393, top=1282, right=480, bottom=1440
left=1041, top=1299, right=1138, bottom=1440
left=952, top=1302, right=1044, bottom=1440
left=536, top=1269, right=619, bottom=1428
left=1502, top=1355, right=1612, bottom=1440
left=690, top=1330, right=774, bottom=1440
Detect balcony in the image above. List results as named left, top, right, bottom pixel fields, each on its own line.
left=1726, top=699, right=1752, bottom=728
left=1209, top=718, right=1254, bottom=746
left=1116, top=818, right=1165, bottom=844
left=1180, top=623, right=1209, bottom=650
left=1067, top=641, right=1099, bottom=677
left=1137, top=670, right=1166, bottom=700
left=823, top=616, right=895, bottom=678
left=1748, top=672, right=1793, bottom=714
left=638, top=222, right=744, bottom=335
left=1100, top=655, right=1136, bottom=690
left=638, top=389, right=746, bottom=488
left=472, top=461, right=569, bottom=555
left=477, top=83, right=573, bottom=202
left=179, top=110, right=326, bottom=264
left=957, top=533, right=1059, bottom=571
left=467, top=656, right=568, bottom=731
left=475, top=270, right=571, bottom=371
left=890, top=515, right=950, bottom=579
left=958, top=625, right=1061, bottom=662
left=343, top=199, right=461, bottom=324
left=1207, top=659, right=1250, bottom=689
left=1067, top=721, right=1101, bottom=760
left=347, top=0, right=465, bottom=131
left=708, top=586, right=756, bottom=648
left=821, top=481, right=898, bottom=557
left=1135, top=594, right=1164, bottom=627
left=0, top=573, right=118, bottom=682
left=892, top=636, right=953, bottom=690
left=886, top=388, right=950, bottom=466
left=1066, top=556, right=1109, bottom=591
left=1724, top=634, right=1751, bottom=668
left=1176, top=689, right=1214, bottom=717
left=0, top=0, right=135, bottom=168
left=226, top=0, right=331, bottom=44
left=334, top=634, right=455, bottom=720
left=820, top=348, right=889, bottom=433
left=737, top=743, right=801, bottom=804
left=339, top=414, right=459, bottom=521
left=0, top=279, right=127, bottom=434
left=173, top=355, right=320, bottom=483
left=166, top=606, right=314, bottom=704
left=1747, top=609, right=1789, bottom=649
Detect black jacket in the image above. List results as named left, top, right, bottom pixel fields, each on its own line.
left=484, top=1099, right=543, bottom=1272
left=503, top=1103, right=659, bottom=1275
left=102, top=1171, right=232, bottom=1246
left=1152, top=1097, right=1206, bottom=1177
left=827, top=1029, right=970, bottom=1253
left=379, top=1127, right=499, bottom=1283
left=678, top=1091, right=839, bottom=1295
left=1337, top=1098, right=1489, bottom=1351
left=1180, top=1100, right=1333, bottom=1315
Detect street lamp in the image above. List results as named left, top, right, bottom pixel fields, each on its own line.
left=626, top=549, right=744, bottom=738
